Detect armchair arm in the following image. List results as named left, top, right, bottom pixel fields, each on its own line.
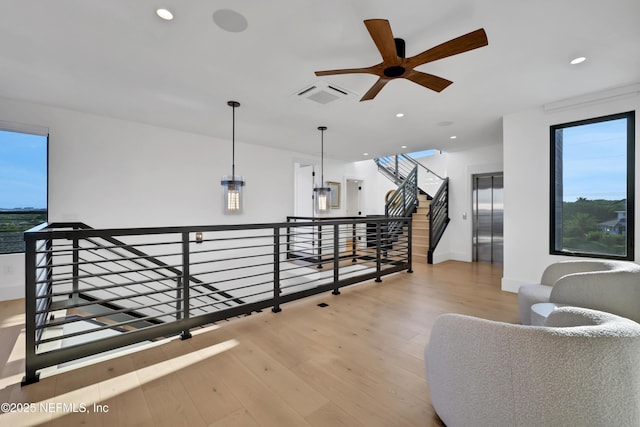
left=425, top=314, right=519, bottom=426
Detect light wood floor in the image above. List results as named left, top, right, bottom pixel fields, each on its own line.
left=0, top=259, right=518, bottom=427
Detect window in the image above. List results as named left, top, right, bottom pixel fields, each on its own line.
left=550, top=111, right=634, bottom=259
left=0, top=129, right=48, bottom=254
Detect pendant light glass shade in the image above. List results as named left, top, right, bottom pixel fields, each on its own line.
left=221, top=101, right=245, bottom=214
left=314, top=126, right=331, bottom=215
left=221, top=175, right=244, bottom=213
left=314, top=187, right=330, bottom=214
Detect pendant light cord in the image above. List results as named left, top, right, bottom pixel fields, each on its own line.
left=228, top=100, right=240, bottom=182
left=318, top=126, right=327, bottom=186
left=232, top=103, right=235, bottom=181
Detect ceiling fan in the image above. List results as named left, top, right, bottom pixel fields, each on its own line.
left=315, top=19, right=488, bottom=101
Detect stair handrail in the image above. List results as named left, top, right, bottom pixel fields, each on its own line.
left=375, top=154, right=446, bottom=199
left=385, top=166, right=418, bottom=218
left=398, top=153, right=446, bottom=181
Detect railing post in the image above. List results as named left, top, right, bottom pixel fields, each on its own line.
left=394, top=155, right=399, bottom=179
left=22, top=236, right=39, bottom=385
left=180, top=232, right=192, bottom=340
left=332, top=224, right=340, bottom=295
left=375, top=222, right=382, bottom=283
left=351, top=222, right=357, bottom=262
left=72, top=231, right=80, bottom=303
left=407, top=219, right=413, bottom=273
left=176, top=277, right=183, bottom=321
left=317, top=224, right=323, bottom=269
left=285, top=218, right=291, bottom=260
left=272, top=227, right=282, bottom=313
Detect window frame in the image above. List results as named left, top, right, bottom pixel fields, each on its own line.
left=549, top=111, right=635, bottom=260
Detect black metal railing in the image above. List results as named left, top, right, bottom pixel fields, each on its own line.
left=374, top=153, right=444, bottom=199
left=385, top=166, right=418, bottom=241
left=22, top=216, right=411, bottom=385
left=375, top=154, right=450, bottom=263
left=428, top=178, right=450, bottom=264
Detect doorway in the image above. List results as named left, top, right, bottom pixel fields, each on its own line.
left=294, top=162, right=314, bottom=217
left=345, top=178, right=363, bottom=217
left=472, top=173, right=504, bottom=263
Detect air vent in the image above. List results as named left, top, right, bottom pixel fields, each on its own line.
left=294, top=81, right=355, bottom=105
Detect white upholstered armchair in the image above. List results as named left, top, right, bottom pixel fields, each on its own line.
left=518, top=260, right=640, bottom=324
left=425, top=307, right=640, bottom=427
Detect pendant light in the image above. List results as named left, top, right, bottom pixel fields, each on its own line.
left=314, top=126, right=331, bottom=214
left=221, top=100, right=245, bottom=214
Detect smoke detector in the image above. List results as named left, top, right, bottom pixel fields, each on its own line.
left=294, top=81, right=355, bottom=105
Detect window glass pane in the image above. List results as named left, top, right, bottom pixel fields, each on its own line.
left=551, top=112, right=634, bottom=259
left=0, top=130, right=48, bottom=254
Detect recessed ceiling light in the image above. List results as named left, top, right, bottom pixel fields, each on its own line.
left=213, top=9, right=248, bottom=32
left=396, top=113, right=404, bottom=118
left=401, top=145, right=407, bottom=149
left=570, top=56, right=586, bottom=65
left=363, top=152, right=369, bottom=156
left=450, top=135, right=457, bottom=140
left=156, top=8, right=174, bottom=20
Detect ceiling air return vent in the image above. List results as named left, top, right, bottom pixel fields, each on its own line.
left=294, top=81, right=354, bottom=105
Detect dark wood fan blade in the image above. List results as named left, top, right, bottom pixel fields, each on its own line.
left=406, top=28, right=488, bottom=68
left=315, top=67, right=378, bottom=77
left=364, top=19, right=399, bottom=65
left=360, top=78, right=389, bottom=101
left=404, top=71, right=453, bottom=92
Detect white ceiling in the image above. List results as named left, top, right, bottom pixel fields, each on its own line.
left=1, top=0, right=639, bottom=161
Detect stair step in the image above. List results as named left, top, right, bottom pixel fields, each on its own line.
left=412, top=243, right=429, bottom=256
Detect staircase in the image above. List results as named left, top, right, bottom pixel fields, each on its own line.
left=412, top=194, right=430, bottom=258
left=375, top=153, right=450, bottom=263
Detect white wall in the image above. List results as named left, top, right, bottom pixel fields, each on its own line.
left=0, top=97, right=365, bottom=300
left=502, top=87, right=640, bottom=292
left=341, top=160, right=396, bottom=216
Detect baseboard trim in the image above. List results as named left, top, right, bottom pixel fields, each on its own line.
left=501, top=278, right=523, bottom=294
left=0, top=284, right=24, bottom=301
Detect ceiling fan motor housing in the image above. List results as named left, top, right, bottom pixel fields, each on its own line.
left=384, top=38, right=407, bottom=77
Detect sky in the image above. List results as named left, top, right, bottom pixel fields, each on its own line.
left=560, top=117, right=628, bottom=202
left=0, top=130, right=47, bottom=209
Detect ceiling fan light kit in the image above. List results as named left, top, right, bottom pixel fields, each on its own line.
left=315, top=19, right=488, bottom=101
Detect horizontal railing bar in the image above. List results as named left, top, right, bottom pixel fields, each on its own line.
left=34, top=262, right=184, bottom=285
left=36, top=307, right=181, bottom=345
left=36, top=296, right=183, bottom=332
left=188, top=252, right=273, bottom=266
left=188, top=233, right=273, bottom=245
left=37, top=276, right=180, bottom=302
left=41, top=284, right=198, bottom=316
left=26, top=218, right=409, bottom=241
left=38, top=250, right=184, bottom=271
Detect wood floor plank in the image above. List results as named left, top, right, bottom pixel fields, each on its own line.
left=0, top=260, right=517, bottom=427
left=228, top=337, right=330, bottom=417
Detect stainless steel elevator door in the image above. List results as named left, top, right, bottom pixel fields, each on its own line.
left=473, top=174, right=504, bottom=263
